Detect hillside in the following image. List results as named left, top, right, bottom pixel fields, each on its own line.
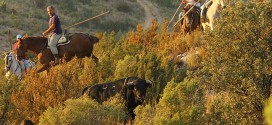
left=0, top=0, right=178, bottom=53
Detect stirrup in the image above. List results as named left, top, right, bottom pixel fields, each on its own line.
left=54, top=59, right=59, bottom=65
left=53, top=54, right=60, bottom=65
left=201, top=17, right=206, bottom=22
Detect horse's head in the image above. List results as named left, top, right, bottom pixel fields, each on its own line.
left=4, top=52, right=13, bottom=72
left=214, top=0, right=226, bottom=9
left=182, top=5, right=195, bottom=28
left=16, top=37, right=27, bottom=61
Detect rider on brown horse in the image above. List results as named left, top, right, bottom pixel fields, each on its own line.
left=178, top=0, right=201, bottom=24
left=42, top=6, right=62, bottom=65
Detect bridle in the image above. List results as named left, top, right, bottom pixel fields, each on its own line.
left=187, top=11, right=194, bottom=30
left=183, top=7, right=195, bottom=32
left=5, top=52, right=20, bottom=72
left=123, top=78, right=146, bottom=101
left=5, top=53, right=12, bottom=71
left=17, top=37, right=48, bottom=59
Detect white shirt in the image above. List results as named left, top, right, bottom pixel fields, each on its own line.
left=186, top=0, right=201, bottom=7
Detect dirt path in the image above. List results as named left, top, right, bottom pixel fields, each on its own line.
left=136, top=0, right=162, bottom=29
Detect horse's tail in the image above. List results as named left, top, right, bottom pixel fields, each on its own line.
left=89, top=35, right=99, bottom=44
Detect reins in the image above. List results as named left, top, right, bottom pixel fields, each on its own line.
left=173, top=0, right=201, bottom=27
left=6, top=53, right=20, bottom=73
left=40, top=38, right=48, bottom=53
left=5, top=55, right=12, bottom=70
left=189, top=13, right=194, bottom=33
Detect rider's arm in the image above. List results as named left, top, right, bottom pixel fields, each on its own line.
left=43, top=24, right=55, bottom=35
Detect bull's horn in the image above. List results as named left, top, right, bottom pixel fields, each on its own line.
left=102, top=85, right=108, bottom=90
left=126, top=82, right=134, bottom=86
left=145, top=80, right=153, bottom=84
left=123, top=78, right=128, bottom=86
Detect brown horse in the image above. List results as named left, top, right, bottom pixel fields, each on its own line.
left=181, top=5, right=201, bottom=34
left=16, top=33, right=99, bottom=73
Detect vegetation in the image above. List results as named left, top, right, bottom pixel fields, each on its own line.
left=265, top=97, right=272, bottom=125
left=39, top=95, right=127, bottom=125
left=0, top=0, right=144, bottom=38
left=150, top=0, right=175, bottom=8
left=0, top=1, right=272, bottom=125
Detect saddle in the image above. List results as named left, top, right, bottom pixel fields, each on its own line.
left=57, top=32, right=71, bottom=46
left=200, top=1, right=213, bottom=22
left=46, top=32, right=71, bottom=49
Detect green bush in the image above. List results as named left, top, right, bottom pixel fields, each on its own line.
left=116, top=2, right=131, bottom=12
left=33, top=0, right=45, bottom=8
left=39, top=95, right=127, bottom=125
left=192, top=1, right=272, bottom=124
left=134, top=1, right=272, bottom=124
left=99, top=19, right=135, bottom=32
left=134, top=79, right=205, bottom=125
left=0, top=55, right=22, bottom=124
left=265, top=97, right=272, bottom=125
left=151, top=0, right=174, bottom=7
left=0, top=0, right=6, bottom=12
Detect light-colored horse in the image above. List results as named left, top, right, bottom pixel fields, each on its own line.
left=201, top=0, right=226, bottom=31
left=4, top=52, right=35, bottom=79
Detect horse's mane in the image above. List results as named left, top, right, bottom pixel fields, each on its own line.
left=22, top=36, right=47, bottom=42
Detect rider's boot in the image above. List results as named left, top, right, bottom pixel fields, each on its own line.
left=201, top=7, right=208, bottom=22
left=53, top=54, right=60, bottom=65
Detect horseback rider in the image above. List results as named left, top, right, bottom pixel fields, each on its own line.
left=200, top=0, right=213, bottom=22
left=14, top=35, right=27, bottom=74
left=42, top=6, right=62, bottom=65
left=178, top=0, right=201, bottom=24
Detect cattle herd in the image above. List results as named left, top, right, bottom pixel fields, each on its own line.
left=82, top=76, right=152, bottom=122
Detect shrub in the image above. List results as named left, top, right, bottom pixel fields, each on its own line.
left=33, top=0, right=45, bottom=8
left=134, top=79, right=206, bottom=125
left=151, top=0, right=174, bottom=7
left=0, top=0, right=6, bottom=12
left=9, top=58, right=99, bottom=123
left=39, top=95, right=127, bottom=125
left=99, top=19, right=135, bottom=32
left=264, top=97, right=272, bottom=125
left=116, top=2, right=131, bottom=12
left=192, top=1, right=272, bottom=124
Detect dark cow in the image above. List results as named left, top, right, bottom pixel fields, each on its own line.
left=82, top=76, right=152, bottom=120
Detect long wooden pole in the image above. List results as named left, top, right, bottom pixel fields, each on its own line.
left=167, top=2, right=183, bottom=29
left=64, top=11, right=110, bottom=30
left=8, top=29, right=12, bottom=50
left=173, top=0, right=200, bottom=27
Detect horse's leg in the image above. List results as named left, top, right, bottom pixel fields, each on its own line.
left=19, top=61, right=25, bottom=75
left=63, top=53, right=73, bottom=63
left=36, top=64, right=50, bottom=73
left=46, top=68, right=50, bottom=77
left=210, top=22, right=214, bottom=30
left=91, top=54, right=99, bottom=63
left=202, top=23, right=207, bottom=32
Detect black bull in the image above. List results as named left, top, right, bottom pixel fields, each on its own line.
left=82, top=76, right=152, bottom=120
